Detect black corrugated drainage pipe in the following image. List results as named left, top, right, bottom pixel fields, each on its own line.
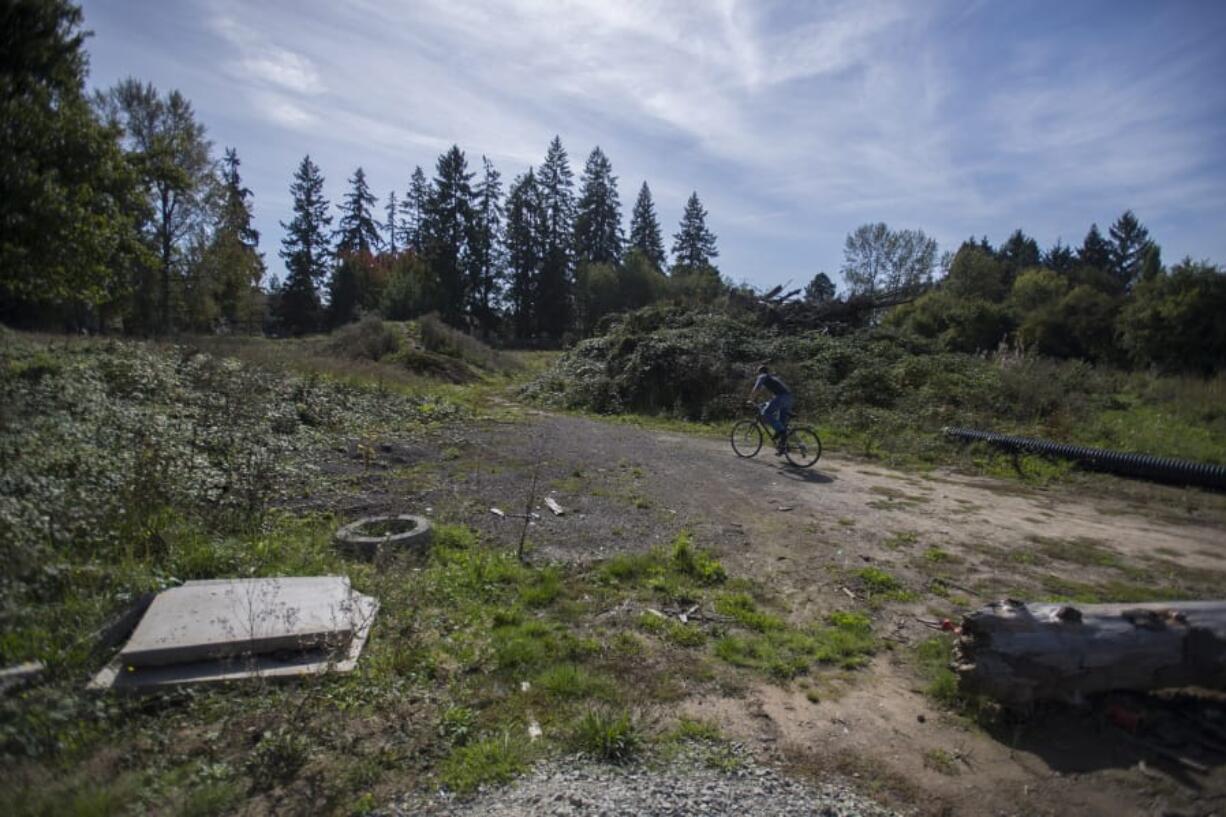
left=943, top=427, right=1226, bottom=491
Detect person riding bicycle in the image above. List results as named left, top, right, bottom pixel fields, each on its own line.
left=749, top=364, right=793, bottom=455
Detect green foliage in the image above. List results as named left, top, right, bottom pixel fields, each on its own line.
left=246, top=727, right=312, bottom=788
left=714, top=611, right=876, bottom=679
left=535, top=664, right=611, bottom=699
left=1118, top=259, right=1226, bottom=374
left=0, top=0, right=148, bottom=315
left=571, top=708, right=641, bottom=763
left=669, top=531, right=727, bottom=585
left=914, top=635, right=958, bottom=706
left=440, top=733, right=527, bottom=793
left=854, top=567, right=912, bottom=600
left=327, top=315, right=401, bottom=361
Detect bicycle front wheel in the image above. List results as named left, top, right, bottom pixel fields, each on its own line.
left=783, top=426, right=822, bottom=468
left=730, top=420, right=763, bottom=458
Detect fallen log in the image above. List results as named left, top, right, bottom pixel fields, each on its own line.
left=954, top=599, right=1226, bottom=706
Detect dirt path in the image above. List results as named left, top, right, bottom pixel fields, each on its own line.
left=339, top=412, right=1226, bottom=816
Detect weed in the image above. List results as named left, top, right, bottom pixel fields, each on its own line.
left=440, top=732, right=527, bottom=793
left=914, top=635, right=958, bottom=707
left=571, top=708, right=641, bottom=763
left=247, top=727, right=312, bottom=789
left=922, top=547, right=955, bottom=563
left=883, top=531, right=919, bottom=549
left=923, top=748, right=959, bottom=776
left=714, top=592, right=784, bottom=632
left=535, top=664, right=612, bottom=700
left=520, top=566, right=563, bottom=608
left=440, top=706, right=476, bottom=745
left=671, top=717, right=723, bottom=743
left=714, top=612, right=876, bottom=679
left=670, top=532, right=727, bottom=585
left=855, top=567, right=915, bottom=601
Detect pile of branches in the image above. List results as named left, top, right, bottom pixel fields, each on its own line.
left=729, top=285, right=922, bottom=334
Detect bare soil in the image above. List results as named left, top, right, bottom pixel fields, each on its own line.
left=312, top=412, right=1226, bottom=817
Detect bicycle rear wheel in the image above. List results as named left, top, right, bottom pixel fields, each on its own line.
left=730, top=420, right=763, bottom=458
left=783, top=426, right=822, bottom=468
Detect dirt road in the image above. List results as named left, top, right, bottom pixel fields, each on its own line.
left=338, top=412, right=1226, bottom=816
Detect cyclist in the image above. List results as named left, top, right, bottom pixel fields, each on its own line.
left=749, top=364, right=793, bottom=455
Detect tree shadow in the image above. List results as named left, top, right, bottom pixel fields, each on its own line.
left=985, top=691, right=1226, bottom=791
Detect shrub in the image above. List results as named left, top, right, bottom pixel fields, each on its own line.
left=326, top=315, right=400, bottom=361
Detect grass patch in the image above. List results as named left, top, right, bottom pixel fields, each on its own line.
left=923, top=748, right=960, bottom=776
left=535, top=664, right=613, bottom=700
left=854, top=567, right=917, bottom=601
left=714, top=611, right=876, bottom=679
left=440, top=733, right=529, bottom=793
left=883, top=531, right=919, bottom=549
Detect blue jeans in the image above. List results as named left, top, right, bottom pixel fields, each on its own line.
left=762, top=393, right=793, bottom=437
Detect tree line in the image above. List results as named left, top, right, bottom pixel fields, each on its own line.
left=3, top=0, right=1222, bottom=373
left=0, top=0, right=722, bottom=341
left=271, top=140, right=722, bottom=340
left=852, top=215, right=1225, bottom=374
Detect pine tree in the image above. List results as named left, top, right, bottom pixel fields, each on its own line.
left=1044, top=240, right=1077, bottom=275
left=671, top=192, right=719, bottom=271
left=423, top=145, right=474, bottom=326
left=384, top=190, right=399, bottom=254
left=998, top=229, right=1041, bottom=270
left=629, top=182, right=666, bottom=271
left=573, top=146, right=623, bottom=265
left=505, top=168, right=545, bottom=338
left=207, top=147, right=264, bottom=328
left=536, top=136, right=576, bottom=338
left=468, top=156, right=505, bottom=335
left=1108, top=210, right=1152, bottom=289
left=804, top=272, right=836, bottom=303
left=278, top=155, right=331, bottom=334
left=1078, top=224, right=1112, bottom=273
left=0, top=0, right=147, bottom=326
left=334, top=167, right=381, bottom=256
left=398, top=166, right=430, bottom=254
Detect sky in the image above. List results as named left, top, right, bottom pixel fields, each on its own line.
left=78, top=0, right=1226, bottom=292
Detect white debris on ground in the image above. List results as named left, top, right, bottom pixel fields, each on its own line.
left=390, top=745, right=906, bottom=817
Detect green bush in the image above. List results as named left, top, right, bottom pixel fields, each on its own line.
left=571, top=708, right=641, bottom=763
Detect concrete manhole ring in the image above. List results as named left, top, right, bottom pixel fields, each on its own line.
left=335, top=514, right=432, bottom=558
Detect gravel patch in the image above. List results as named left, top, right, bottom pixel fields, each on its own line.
left=389, top=745, right=906, bottom=817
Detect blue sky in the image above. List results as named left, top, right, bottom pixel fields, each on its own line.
left=79, top=0, right=1226, bottom=291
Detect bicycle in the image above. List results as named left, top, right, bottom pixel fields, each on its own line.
left=730, top=402, right=823, bottom=468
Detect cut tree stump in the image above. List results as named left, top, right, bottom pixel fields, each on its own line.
left=955, top=599, right=1226, bottom=706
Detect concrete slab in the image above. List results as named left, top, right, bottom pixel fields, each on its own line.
left=90, top=590, right=378, bottom=692
left=118, top=576, right=359, bottom=668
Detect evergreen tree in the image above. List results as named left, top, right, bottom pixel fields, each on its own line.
left=468, top=156, right=504, bottom=335
left=671, top=192, right=719, bottom=271
left=573, top=146, right=623, bottom=265
left=384, top=190, right=398, bottom=254
left=1043, top=240, right=1077, bottom=275
left=98, top=78, right=215, bottom=333
left=1108, top=210, right=1152, bottom=289
left=629, top=182, right=667, bottom=271
left=278, top=155, right=331, bottom=334
left=205, top=147, right=264, bottom=329
left=536, top=136, right=576, bottom=338
left=398, top=166, right=430, bottom=253
left=1138, top=242, right=1163, bottom=283
left=803, top=272, right=836, bottom=303
left=334, top=166, right=381, bottom=256
left=423, top=145, right=474, bottom=326
left=0, top=0, right=147, bottom=326
left=1078, top=224, right=1112, bottom=273
left=505, top=168, right=545, bottom=338
left=998, top=229, right=1041, bottom=270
